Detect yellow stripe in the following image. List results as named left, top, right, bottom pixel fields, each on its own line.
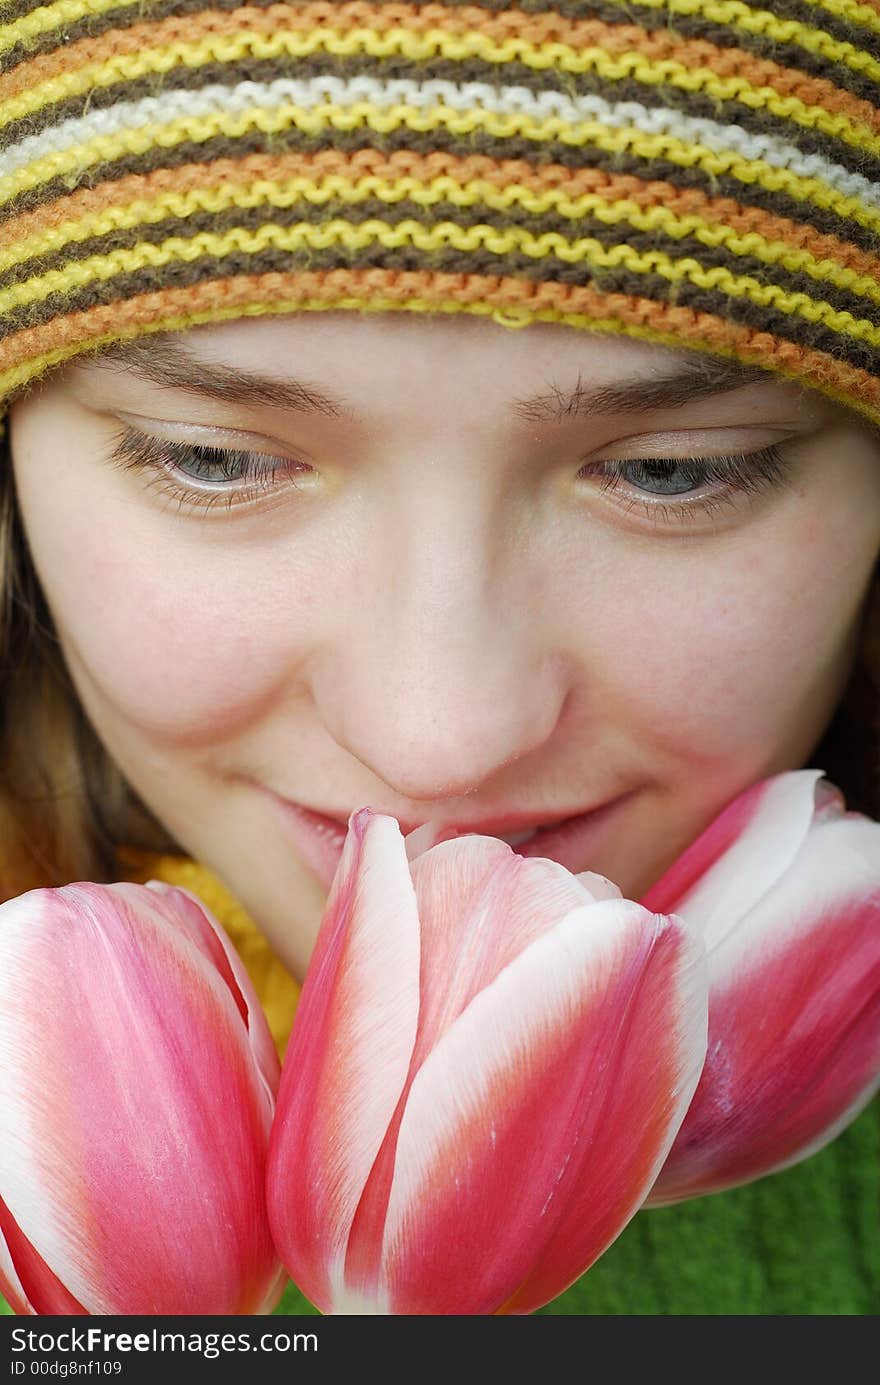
left=6, top=173, right=880, bottom=309
left=3, top=291, right=877, bottom=431
left=3, top=98, right=879, bottom=238
left=649, top=0, right=880, bottom=45
left=2, top=0, right=879, bottom=63
left=3, top=215, right=879, bottom=346
left=799, top=0, right=880, bottom=34
left=3, top=25, right=879, bottom=149
left=0, top=0, right=142, bottom=55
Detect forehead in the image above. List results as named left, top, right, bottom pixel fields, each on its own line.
left=83, top=311, right=789, bottom=424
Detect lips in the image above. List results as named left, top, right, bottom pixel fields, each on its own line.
left=267, top=793, right=627, bottom=892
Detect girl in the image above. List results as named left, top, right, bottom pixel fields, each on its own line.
left=1, top=0, right=878, bottom=1313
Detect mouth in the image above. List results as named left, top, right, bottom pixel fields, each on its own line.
left=265, top=793, right=628, bottom=892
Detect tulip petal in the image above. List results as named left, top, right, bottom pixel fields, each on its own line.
left=322, top=838, right=601, bottom=1306
left=0, top=883, right=280, bottom=1315
left=0, top=1208, right=33, bottom=1315
left=649, top=821, right=880, bottom=1203
left=143, top=879, right=280, bottom=1106
left=407, top=839, right=601, bottom=1070
left=378, top=900, right=707, bottom=1315
left=0, top=1203, right=35, bottom=1316
left=576, top=871, right=624, bottom=902
left=641, top=770, right=830, bottom=950
left=0, top=1197, right=85, bottom=1315
left=267, top=810, right=421, bottom=1312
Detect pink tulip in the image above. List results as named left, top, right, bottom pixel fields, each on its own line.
left=643, top=770, right=880, bottom=1205
left=0, top=880, right=285, bottom=1315
left=267, top=809, right=707, bottom=1315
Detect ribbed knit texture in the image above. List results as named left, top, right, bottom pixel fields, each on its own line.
left=2, top=1, right=880, bottom=422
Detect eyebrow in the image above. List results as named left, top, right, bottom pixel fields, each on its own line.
left=91, top=334, right=775, bottom=422
left=512, top=358, right=777, bottom=422
left=93, top=335, right=348, bottom=417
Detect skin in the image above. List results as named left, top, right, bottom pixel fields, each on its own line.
left=9, top=312, right=880, bottom=980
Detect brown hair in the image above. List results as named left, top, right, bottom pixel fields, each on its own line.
left=0, top=424, right=178, bottom=898
left=1, top=409, right=879, bottom=898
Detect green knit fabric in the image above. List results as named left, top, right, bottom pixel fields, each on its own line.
left=271, top=1098, right=879, bottom=1316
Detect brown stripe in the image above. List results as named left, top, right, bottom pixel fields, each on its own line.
left=7, top=48, right=879, bottom=188
left=5, top=2, right=880, bottom=139
left=3, top=266, right=879, bottom=420
left=5, top=0, right=880, bottom=74
left=5, top=186, right=878, bottom=336
left=5, top=147, right=880, bottom=287
left=3, top=224, right=878, bottom=384
left=8, top=126, right=880, bottom=257
left=654, top=275, right=880, bottom=375
left=642, top=11, right=879, bottom=110
left=6, top=155, right=880, bottom=331
left=3, top=202, right=875, bottom=376
left=651, top=0, right=880, bottom=61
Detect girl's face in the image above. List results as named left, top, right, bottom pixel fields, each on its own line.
left=9, top=313, right=880, bottom=978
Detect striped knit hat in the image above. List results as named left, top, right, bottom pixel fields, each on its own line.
left=2, top=0, right=880, bottom=425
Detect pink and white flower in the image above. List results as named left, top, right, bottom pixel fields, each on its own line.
left=0, top=880, right=284, bottom=1315
left=644, top=770, right=880, bottom=1205
left=267, top=809, right=707, bottom=1315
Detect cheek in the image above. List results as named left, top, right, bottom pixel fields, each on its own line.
left=20, top=484, right=319, bottom=747
left=573, top=537, right=862, bottom=762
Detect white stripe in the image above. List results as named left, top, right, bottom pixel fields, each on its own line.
left=0, top=895, right=76, bottom=1309
left=3, top=75, right=877, bottom=212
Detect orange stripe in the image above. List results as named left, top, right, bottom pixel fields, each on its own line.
left=4, top=147, right=880, bottom=284
left=2, top=267, right=878, bottom=421
left=4, top=2, right=879, bottom=138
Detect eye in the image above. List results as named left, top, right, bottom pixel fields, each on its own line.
left=577, top=447, right=793, bottom=525
left=616, top=460, right=721, bottom=495
left=103, top=425, right=313, bottom=513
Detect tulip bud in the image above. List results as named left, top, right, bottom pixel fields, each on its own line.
left=644, top=770, right=880, bottom=1205
left=0, top=881, right=285, bottom=1315
left=267, top=809, right=707, bottom=1315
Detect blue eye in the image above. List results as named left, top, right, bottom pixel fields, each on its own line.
left=165, top=442, right=271, bottom=484
left=617, top=460, right=719, bottom=496
left=578, top=446, right=793, bottom=522
left=105, top=426, right=312, bottom=513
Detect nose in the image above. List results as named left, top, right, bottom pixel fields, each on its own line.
left=307, top=516, right=569, bottom=802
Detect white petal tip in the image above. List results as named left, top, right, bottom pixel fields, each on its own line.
left=576, top=871, right=624, bottom=902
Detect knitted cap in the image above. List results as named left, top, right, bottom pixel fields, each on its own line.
left=2, top=0, right=880, bottom=422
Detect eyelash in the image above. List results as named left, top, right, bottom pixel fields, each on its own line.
left=578, top=447, right=792, bottom=524
left=105, top=426, right=792, bottom=524
left=105, top=426, right=311, bottom=513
